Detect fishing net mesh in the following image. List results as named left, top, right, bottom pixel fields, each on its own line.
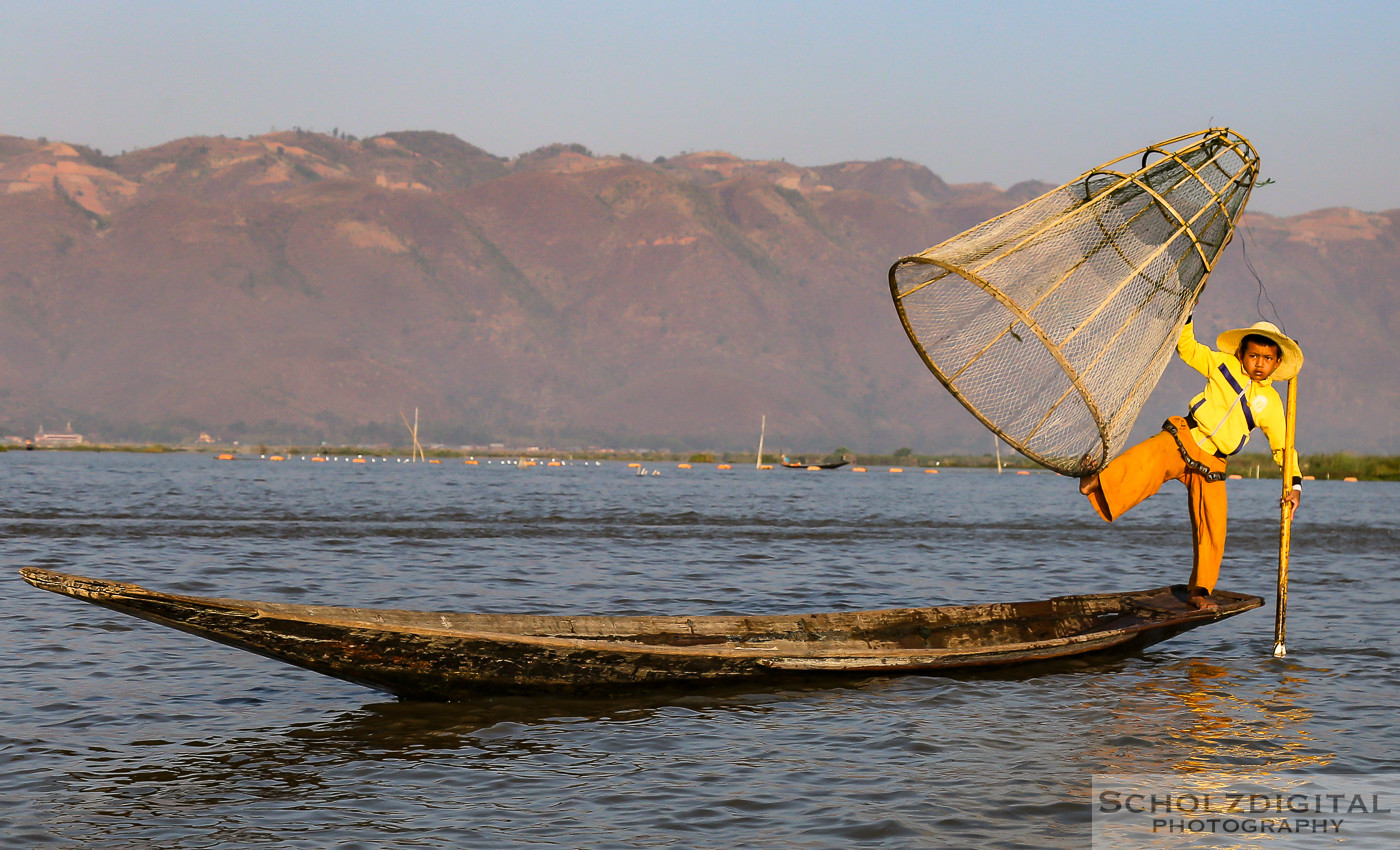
left=890, top=129, right=1260, bottom=476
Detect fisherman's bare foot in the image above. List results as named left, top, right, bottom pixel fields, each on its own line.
left=1187, top=589, right=1218, bottom=611
left=1078, top=453, right=1101, bottom=495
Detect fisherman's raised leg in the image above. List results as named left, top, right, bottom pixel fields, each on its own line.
left=1081, top=430, right=1182, bottom=522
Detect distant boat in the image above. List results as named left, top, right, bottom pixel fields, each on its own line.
left=780, top=455, right=852, bottom=470
left=20, top=568, right=1261, bottom=700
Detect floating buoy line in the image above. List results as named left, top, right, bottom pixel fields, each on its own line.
left=208, top=454, right=1033, bottom=475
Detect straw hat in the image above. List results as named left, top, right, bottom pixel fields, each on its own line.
left=1216, top=321, right=1303, bottom=380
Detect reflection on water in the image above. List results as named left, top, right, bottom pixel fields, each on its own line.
left=2, top=452, right=1397, bottom=848
left=1168, top=660, right=1333, bottom=775
left=1084, top=658, right=1336, bottom=781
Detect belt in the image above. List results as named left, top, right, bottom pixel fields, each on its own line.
left=1163, top=419, right=1227, bottom=483
left=1183, top=413, right=1230, bottom=459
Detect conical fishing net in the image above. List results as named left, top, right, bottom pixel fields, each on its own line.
left=890, top=129, right=1260, bottom=476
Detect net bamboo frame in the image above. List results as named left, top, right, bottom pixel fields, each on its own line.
left=889, top=128, right=1260, bottom=476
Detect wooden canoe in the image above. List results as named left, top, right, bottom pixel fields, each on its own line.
left=19, top=568, right=1262, bottom=700
left=780, top=455, right=851, bottom=469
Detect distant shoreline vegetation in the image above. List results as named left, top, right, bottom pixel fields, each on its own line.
left=5, top=444, right=1398, bottom=481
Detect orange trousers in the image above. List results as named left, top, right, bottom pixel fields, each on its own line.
left=1084, top=417, right=1229, bottom=593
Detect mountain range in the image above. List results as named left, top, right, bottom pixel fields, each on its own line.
left=1, top=130, right=1396, bottom=454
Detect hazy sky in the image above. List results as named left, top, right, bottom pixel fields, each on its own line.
left=3, top=0, right=1396, bottom=216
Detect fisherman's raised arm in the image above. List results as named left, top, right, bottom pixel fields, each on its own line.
left=1176, top=315, right=1217, bottom=377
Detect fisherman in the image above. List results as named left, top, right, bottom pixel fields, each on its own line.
left=1077, top=317, right=1303, bottom=610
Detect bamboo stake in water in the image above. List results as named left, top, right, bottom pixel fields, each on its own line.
left=400, top=409, right=425, bottom=463
left=415, top=407, right=423, bottom=462
left=1273, top=376, right=1298, bottom=658
left=756, top=415, right=766, bottom=470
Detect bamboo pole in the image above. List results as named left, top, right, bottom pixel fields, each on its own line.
left=1273, top=376, right=1298, bottom=658
left=400, top=409, right=425, bottom=463
left=756, top=415, right=766, bottom=470
left=414, top=408, right=423, bottom=462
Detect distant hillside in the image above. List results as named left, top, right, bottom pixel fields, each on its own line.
left=1, top=130, right=1396, bottom=453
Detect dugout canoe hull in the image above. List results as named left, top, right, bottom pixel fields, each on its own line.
left=19, top=568, right=1261, bottom=700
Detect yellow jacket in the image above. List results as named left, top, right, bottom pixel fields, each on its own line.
left=1177, top=318, right=1299, bottom=477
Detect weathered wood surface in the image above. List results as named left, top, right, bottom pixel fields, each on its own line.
left=19, top=568, right=1261, bottom=700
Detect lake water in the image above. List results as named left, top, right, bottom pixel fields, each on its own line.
left=2, top=451, right=1396, bottom=848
